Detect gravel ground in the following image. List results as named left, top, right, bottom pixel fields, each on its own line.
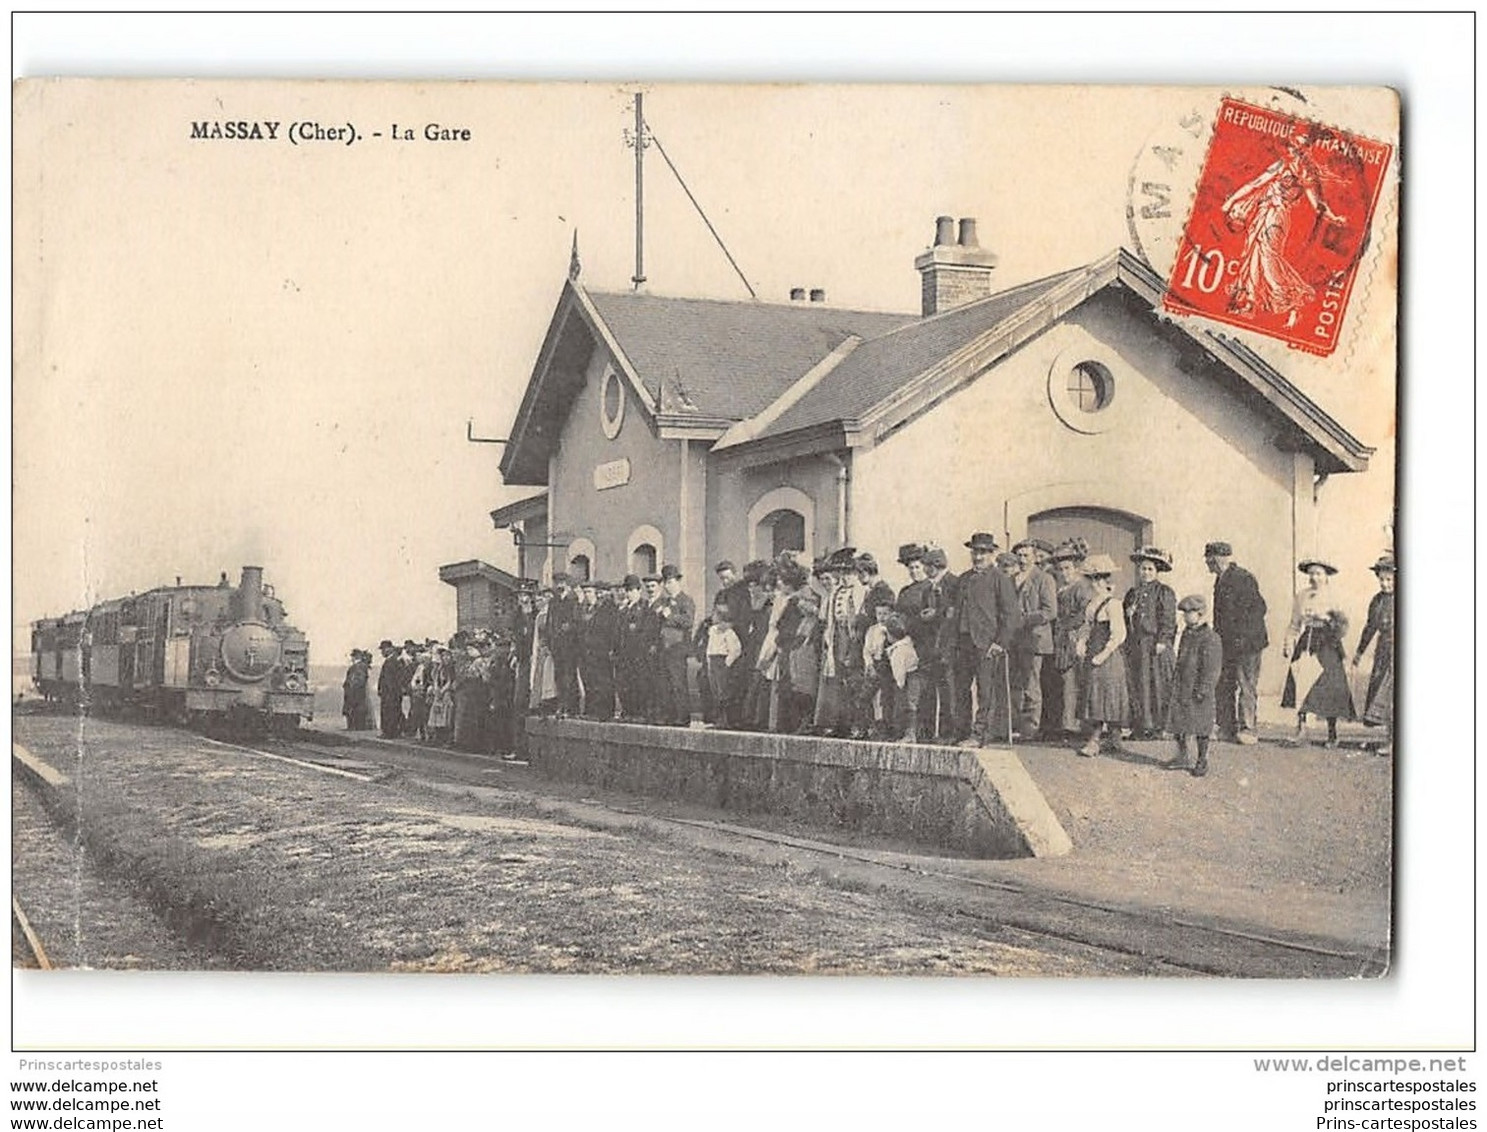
left=13, top=777, right=226, bottom=970
left=14, top=715, right=1154, bottom=975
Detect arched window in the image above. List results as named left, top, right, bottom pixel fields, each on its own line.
left=631, top=544, right=657, bottom=576
left=566, top=537, right=597, bottom=583
left=747, top=486, right=815, bottom=562
left=569, top=554, right=591, bottom=583
left=760, top=509, right=805, bottom=560
left=625, top=524, right=665, bottom=577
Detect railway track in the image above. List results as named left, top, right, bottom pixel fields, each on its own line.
left=13, top=895, right=52, bottom=969
left=265, top=728, right=1383, bottom=977
left=14, top=715, right=1385, bottom=977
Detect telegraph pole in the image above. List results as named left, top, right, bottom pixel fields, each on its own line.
left=628, top=92, right=648, bottom=290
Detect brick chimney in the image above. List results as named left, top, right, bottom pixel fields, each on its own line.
left=913, top=215, right=998, bottom=317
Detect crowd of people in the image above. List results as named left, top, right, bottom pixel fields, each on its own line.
left=341, top=535, right=1396, bottom=776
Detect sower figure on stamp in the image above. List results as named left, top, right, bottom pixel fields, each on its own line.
left=957, top=532, right=1023, bottom=749
left=1206, top=540, right=1268, bottom=745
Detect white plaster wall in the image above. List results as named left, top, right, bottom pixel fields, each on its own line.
left=851, top=298, right=1309, bottom=694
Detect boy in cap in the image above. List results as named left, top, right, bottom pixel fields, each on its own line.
left=1169, top=594, right=1224, bottom=777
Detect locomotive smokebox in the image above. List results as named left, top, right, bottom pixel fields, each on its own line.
left=237, top=565, right=266, bottom=623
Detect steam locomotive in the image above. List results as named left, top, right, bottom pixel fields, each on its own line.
left=30, top=565, right=313, bottom=731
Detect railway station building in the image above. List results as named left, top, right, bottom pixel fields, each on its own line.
left=489, top=218, right=1373, bottom=694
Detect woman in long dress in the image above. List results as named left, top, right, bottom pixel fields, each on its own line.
left=1282, top=559, right=1355, bottom=748
left=1122, top=547, right=1177, bottom=740
left=426, top=646, right=454, bottom=746
left=1075, top=555, right=1129, bottom=758
left=1352, top=554, right=1395, bottom=755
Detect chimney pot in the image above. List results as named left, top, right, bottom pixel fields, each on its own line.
left=809, top=288, right=826, bottom=303
left=958, top=218, right=979, bottom=247
left=789, top=287, right=806, bottom=302
left=934, top=216, right=957, bottom=246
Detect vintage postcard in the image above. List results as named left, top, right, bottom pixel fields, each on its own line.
left=13, top=81, right=1398, bottom=980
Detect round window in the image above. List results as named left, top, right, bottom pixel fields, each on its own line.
left=600, top=366, right=625, bottom=439
left=1046, top=345, right=1127, bottom=436
left=1067, top=361, right=1114, bottom=413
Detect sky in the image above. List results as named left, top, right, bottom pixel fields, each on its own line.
left=14, top=79, right=1399, bottom=665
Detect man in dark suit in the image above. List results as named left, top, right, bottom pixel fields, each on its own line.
left=578, top=580, right=617, bottom=720
left=614, top=575, right=657, bottom=722
left=1206, top=540, right=1269, bottom=744
left=656, top=564, right=697, bottom=726
left=376, top=639, right=405, bottom=738
left=920, top=545, right=961, bottom=742
left=958, top=532, right=1024, bottom=747
left=546, top=572, right=582, bottom=717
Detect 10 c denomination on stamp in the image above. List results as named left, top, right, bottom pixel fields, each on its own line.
left=1162, top=97, right=1393, bottom=357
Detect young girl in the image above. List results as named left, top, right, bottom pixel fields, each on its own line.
left=1168, top=595, right=1223, bottom=777
left=1282, top=559, right=1355, bottom=748
left=1352, top=554, right=1395, bottom=756
left=1074, top=554, right=1129, bottom=758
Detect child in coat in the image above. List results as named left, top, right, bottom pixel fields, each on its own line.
left=704, top=603, right=742, bottom=727
left=1169, top=594, right=1224, bottom=777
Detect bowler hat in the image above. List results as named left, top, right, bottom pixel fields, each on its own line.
left=964, top=532, right=999, bottom=552
left=714, top=560, right=736, bottom=575
left=897, top=542, right=926, bottom=565
left=1081, top=553, right=1118, bottom=578
left=642, top=573, right=661, bottom=585
left=1298, top=558, right=1338, bottom=576
left=1370, top=554, right=1396, bottom=574
left=1177, top=593, right=1209, bottom=614
left=923, top=547, right=949, bottom=570
left=1050, top=537, right=1089, bottom=563
left=622, top=574, right=643, bottom=590
left=660, top=564, right=683, bottom=581
left=1130, top=546, right=1174, bottom=572
left=403, top=639, right=418, bottom=650
left=378, top=639, right=395, bottom=651
left=1203, top=541, right=1233, bottom=558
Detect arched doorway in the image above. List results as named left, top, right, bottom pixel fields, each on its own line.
left=759, top=508, right=806, bottom=561
left=1027, top=506, right=1150, bottom=595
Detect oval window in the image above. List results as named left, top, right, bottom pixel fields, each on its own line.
left=600, top=366, right=625, bottom=439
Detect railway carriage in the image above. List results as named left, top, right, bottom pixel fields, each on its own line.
left=30, top=565, right=313, bottom=731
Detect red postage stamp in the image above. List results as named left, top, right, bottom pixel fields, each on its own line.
left=1162, top=98, right=1393, bottom=356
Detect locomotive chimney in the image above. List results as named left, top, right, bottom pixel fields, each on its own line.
left=238, top=566, right=265, bottom=623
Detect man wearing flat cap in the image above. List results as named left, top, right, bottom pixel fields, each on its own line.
left=1010, top=538, right=1057, bottom=740
left=957, top=532, right=1024, bottom=746
left=1205, top=541, right=1268, bottom=744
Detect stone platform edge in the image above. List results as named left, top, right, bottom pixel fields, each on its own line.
left=523, top=718, right=1071, bottom=860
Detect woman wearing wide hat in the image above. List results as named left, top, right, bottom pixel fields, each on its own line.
left=1352, top=554, right=1395, bottom=755
left=1281, top=558, right=1356, bottom=748
left=1123, top=547, right=1178, bottom=740
left=1074, top=554, right=1130, bottom=757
